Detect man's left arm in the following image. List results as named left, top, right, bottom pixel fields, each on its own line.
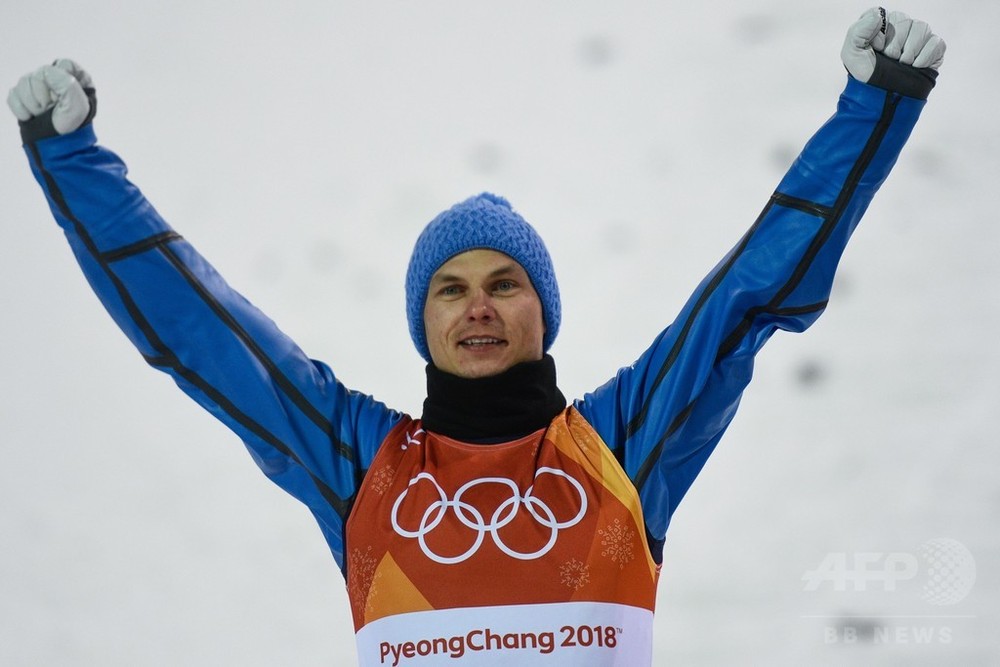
left=575, top=8, right=944, bottom=562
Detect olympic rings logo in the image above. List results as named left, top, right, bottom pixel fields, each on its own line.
left=390, top=468, right=588, bottom=565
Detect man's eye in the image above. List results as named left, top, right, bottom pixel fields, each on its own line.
left=495, top=280, right=516, bottom=293
left=440, top=285, right=463, bottom=297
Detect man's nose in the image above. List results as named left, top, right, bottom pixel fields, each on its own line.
left=466, top=289, right=496, bottom=321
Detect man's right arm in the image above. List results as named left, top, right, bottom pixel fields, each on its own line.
left=9, top=61, right=403, bottom=571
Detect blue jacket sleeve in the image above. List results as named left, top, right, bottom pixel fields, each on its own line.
left=575, top=76, right=930, bottom=561
left=21, top=125, right=404, bottom=571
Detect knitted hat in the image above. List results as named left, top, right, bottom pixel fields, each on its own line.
left=405, top=193, right=560, bottom=362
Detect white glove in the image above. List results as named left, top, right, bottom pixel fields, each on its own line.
left=7, top=59, right=94, bottom=135
left=842, top=7, right=946, bottom=83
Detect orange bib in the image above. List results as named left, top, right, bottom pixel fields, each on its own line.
left=346, top=408, right=659, bottom=665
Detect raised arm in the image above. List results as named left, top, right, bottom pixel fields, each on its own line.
left=575, top=8, right=945, bottom=561
left=8, top=61, right=404, bottom=570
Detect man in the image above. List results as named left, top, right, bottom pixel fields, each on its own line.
left=9, top=7, right=944, bottom=665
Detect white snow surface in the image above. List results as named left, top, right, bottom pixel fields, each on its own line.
left=1, top=1, right=997, bottom=665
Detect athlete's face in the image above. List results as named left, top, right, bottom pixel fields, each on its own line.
left=424, top=249, right=545, bottom=379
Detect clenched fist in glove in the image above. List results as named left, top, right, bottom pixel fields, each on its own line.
left=8, top=59, right=96, bottom=139
left=842, top=7, right=945, bottom=98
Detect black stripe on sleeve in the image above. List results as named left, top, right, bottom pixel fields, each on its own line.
left=770, top=193, right=834, bottom=219
left=102, top=231, right=182, bottom=262
left=632, top=401, right=697, bottom=494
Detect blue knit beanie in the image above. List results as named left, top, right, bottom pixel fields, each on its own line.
left=405, top=193, right=561, bottom=362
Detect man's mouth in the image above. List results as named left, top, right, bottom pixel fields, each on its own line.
left=459, top=337, right=505, bottom=348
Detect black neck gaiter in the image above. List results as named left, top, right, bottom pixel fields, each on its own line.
left=421, top=355, right=567, bottom=442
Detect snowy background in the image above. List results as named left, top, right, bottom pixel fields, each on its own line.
left=1, top=0, right=997, bottom=664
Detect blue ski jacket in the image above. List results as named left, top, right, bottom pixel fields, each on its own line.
left=20, top=74, right=930, bottom=578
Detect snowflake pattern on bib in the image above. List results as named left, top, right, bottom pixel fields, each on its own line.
left=599, top=518, right=636, bottom=570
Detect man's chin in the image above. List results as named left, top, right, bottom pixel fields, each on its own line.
left=448, top=353, right=515, bottom=379
left=451, top=362, right=510, bottom=380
